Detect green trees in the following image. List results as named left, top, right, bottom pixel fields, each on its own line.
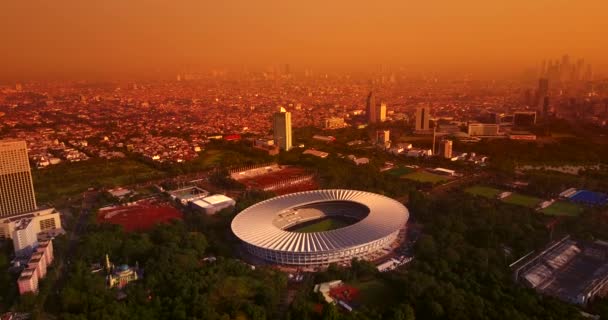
left=52, top=218, right=287, bottom=320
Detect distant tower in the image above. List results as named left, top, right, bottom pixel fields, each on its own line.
left=376, top=130, right=390, bottom=145
left=415, top=106, right=431, bottom=131
left=440, top=140, right=453, bottom=159
left=0, top=140, right=37, bottom=217
left=273, top=107, right=292, bottom=151
left=366, top=91, right=377, bottom=124
left=536, top=78, right=549, bottom=109
left=105, top=254, right=112, bottom=273
left=378, top=102, right=387, bottom=122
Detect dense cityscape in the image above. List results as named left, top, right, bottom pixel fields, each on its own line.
left=2, top=1, right=608, bottom=320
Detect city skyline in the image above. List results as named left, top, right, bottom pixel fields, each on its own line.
left=2, top=1, right=608, bottom=79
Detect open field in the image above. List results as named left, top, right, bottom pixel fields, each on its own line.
left=188, top=149, right=226, bottom=169
left=385, top=167, right=415, bottom=177
left=541, top=201, right=584, bottom=216
left=464, top=185, right=503, bottom=199
left=289, top=216, right=354, bottom=233
left=33, top=159, right=166, bottom=204
left=97, top=199, right=182, bottom=232
left=502, top=193, right=542, bottom=208
left=402, top=171, right=448, bottom=183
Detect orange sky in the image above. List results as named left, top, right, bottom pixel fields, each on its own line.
left=1, top=0, right=607, bottom=79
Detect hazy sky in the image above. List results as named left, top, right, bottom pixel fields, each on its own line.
left=2, top=0, right=607, bottom=79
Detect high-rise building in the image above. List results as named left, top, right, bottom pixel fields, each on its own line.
left=543, top=96, right=550, bottom=118
left=378, top=102, right=387, bottom=122
left=415, top=106, right=431, bottom=131
left=273, top=107, right=292, bottom=151
left=1, top=140, right=37, bottom=218
left=440, top=140, right=453, bottom=159
left=366, top=91, right=377, bottom=124
left=376, top=130, right=390, bottom=145
left=536, top=78, right=549, bottom=109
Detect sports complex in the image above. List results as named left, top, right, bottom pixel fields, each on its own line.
left=231, top=189, right=409, bottom=266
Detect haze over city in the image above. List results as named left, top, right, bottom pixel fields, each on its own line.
left=2, top=0, right=608, bottom=79
left=2, top=1, right=608, bottom=320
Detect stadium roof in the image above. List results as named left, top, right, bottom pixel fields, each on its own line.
left=231, top=189, right=408, bottom=253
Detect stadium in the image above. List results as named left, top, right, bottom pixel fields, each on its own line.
left=231, top=189, right=408, bottom=266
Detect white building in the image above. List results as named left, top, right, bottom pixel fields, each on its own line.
left=12, top=218, right=38, bottom=257
left=0, top=208, right=63, bottom=240
left=191, top=194, right=236, bottom=215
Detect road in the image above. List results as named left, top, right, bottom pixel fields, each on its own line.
left=50, top=191, right=99, bottom=296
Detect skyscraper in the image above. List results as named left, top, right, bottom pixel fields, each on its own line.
left=366, top=91, right=377, bottom=124
left=0, top=140, right=37, bottom=218
left=536, top=78, right=549, bottom=109
left=273, top=107, right=292, bottom=151
left=378, top=102, right=387, bottom=122
left=415, top=106, right=431, bottom=131
left=376, top=130, right=390, bottom=145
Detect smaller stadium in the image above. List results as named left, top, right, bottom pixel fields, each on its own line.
left=231, top=163, right=317, bottom=195
left=231, top=189, right=408, bottom=266
left=513, top=236, right=608, bottom=306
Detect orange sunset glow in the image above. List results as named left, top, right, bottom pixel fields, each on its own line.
left=2, top=0, right=607, bottom=79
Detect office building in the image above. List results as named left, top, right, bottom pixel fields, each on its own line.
left=376, top=130, right=390, bottom=145
left=440, top=140, right=453, bottom=159
left=543, top=96, right=550, bottom=118
left=366, top=91, right=377, bottom=124
left=468, top=123, right=500, bottom=136
left=415, top=106, right=431, bottom=131
left=324, top=117, right=346, bottom=129
left=513, top=111, right=537, bottom=127
left=0, top=208, right=63, bottom=240
left=18, top=268, right=39, bottom=295
left=18, top=239, right=54, bottom=295
left=536, top=78, right=549, bottom=108
left=377, top=102, right=387, bottom=122
left=0, top=140, right=37, bottom=217
left=273, top=107, right=292, bottom=151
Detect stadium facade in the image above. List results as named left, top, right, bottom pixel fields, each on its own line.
left=231, top=189, right=408, bottom=266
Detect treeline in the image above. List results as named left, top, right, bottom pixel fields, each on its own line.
left=35, top=221, right=287, bottom=320
left=286, top=192, right=587, bottom=320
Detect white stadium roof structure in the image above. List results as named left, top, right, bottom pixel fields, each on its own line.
left=231, top=189, right=409, bottom=266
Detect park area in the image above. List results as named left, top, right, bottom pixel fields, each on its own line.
left=401, top=171, right=448, bottom=184
left=97, top=199, right=182, bottom=232
left=33, top=158, right=165, bottom=204
left=501, top=193, right=542, bottom=208
left=385, top=167, right=415, bottom=177
left=541, top=201, right=584, bottom=217
left=464, top=185, right=503, bottom=199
